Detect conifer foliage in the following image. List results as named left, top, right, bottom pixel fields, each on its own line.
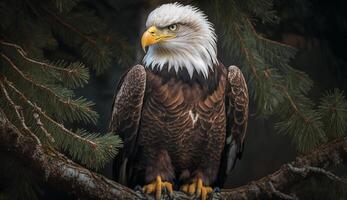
left=0, top=0, right=124, bottom=190
left=0, top=0, right=127, bottom=197
left=211, top=0, right=347, bottom=152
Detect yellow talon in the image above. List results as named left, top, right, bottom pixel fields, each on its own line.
left=142, top=176, right=173, bottom=200
left=188, top=182, right=196, bottom=194
left=164, top=182, right=173, bottom=194
left=182, top=178, right=213, bottom=200
left=143, top=182, right=156, bottom=194
left=202, top=186, right=213, bottom=200
left=156, top=176, right=162, bottom=200
left=196, top=178, right=203, bottom=196
left=180, top=184, right=189, bottom=192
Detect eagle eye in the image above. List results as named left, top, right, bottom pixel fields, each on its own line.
left=168, top=24, right=178, bottom=31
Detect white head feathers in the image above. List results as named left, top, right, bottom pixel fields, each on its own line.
left=142, top=3, right=218, bottom=78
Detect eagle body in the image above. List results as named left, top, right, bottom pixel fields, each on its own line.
left=138, top=65, right=227, bottom=185
left=109, top=3, right=249, bottom=199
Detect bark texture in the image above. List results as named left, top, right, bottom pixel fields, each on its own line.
left=0, top=110, right=346, bottom=200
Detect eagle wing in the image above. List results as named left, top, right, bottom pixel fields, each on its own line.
left=108, top=65, right=146, bottom=186
left=218, top=65, right=249, bottom=186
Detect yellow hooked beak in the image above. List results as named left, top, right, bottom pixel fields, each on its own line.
left=141, top=26, right=176, bottom=52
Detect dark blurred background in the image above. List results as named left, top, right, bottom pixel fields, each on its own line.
left=1, top=0, right=347, bottom=199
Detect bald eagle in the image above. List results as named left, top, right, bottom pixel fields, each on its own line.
left=109, top=3, right=248, bottom=200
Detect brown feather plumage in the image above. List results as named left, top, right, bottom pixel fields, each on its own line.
left=110, top=63, right=248, bottom=188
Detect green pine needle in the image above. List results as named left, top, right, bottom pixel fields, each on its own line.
left=284, top=68, right=313, bottom=94
left=5, top=71, right=98, bottom=124
left=275, top=93, right=327, bottom=152
left=318, top=89, right=347, bottom=139
left=52, top=0, right=79, bottom=13
left=248, top=67, right=285, bottom=116
left=81, top=40, right=113, bottom=74
left=0, top=0, right=129, bottom=198
left=1, top=79, right=122, bottom=170
left=241, top=0, right=279, bottom=24
left=57, top=129, right=123, bottom=170
left=212, top=0, right=334, bottom=152
left=50, top=60, right=90, bottom=89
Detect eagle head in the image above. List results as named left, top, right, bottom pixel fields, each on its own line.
left=141, top=3, right=218, bottom=78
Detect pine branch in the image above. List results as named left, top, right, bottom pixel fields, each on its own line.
left=318, top=89, right=347, bottom=138
left=81, top=40, right=113, bottom=74
left=43, top=7, right=97, bottom=45
left=268, top=181, right=298, bottom=200
left=1, top=53, right=63, bottom=99
left=1, top=40, right=63, bottom=71
left=284, top=69, right=313, bottom=94
left=42, top=6, right=115, bottom=73
left=4, top=78, right=96, bottom=148
left=50, top=60, right=89, bottom=88
left=277, top=85, right=308, bottom=121
left=240, top=0, right=278, bottom=24
left=1, top=53, right=98, bottom=124
left=245, top=19, right=297, bottom=71
left=0, top=40, right=89, bottom=88
left=0, top=1, right=127, bottom=197
left=51, top=0, right=79, bottom=13
left=246, top=18, right=294, bottom=50
left=232, top=24, right=260, bottom=80
left=1, top=111, right=346, bottom=200
left=33, top=112, right=55, bottom=143
left=2, top=78, right=121, bottom=169
left=275, top=90, right=326, bottom=152
left=214, top=1, right=327, bottom=152
left=0, top=79, right=42, bottom=146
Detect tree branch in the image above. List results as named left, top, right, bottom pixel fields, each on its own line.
left=287, top=164, right=347, bottom=184
left=1, top=54, right=93, bottom=115
left=219, top=136, right=347, bottom=200
left=0, top=109, right=141, bottom=200
left=42, top=7, right=97, bottom=45
left=1, top=77, right=97, bottom=148
left=268, top=181, right=298, bottom=200
left=0, top=109, right=346, bottom=200
left=0, top=40, right=85, bottom=74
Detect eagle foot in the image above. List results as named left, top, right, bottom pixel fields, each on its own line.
left=142, top=175, right=173, bottom=200
left=180, top=178, right=213, bottom=200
